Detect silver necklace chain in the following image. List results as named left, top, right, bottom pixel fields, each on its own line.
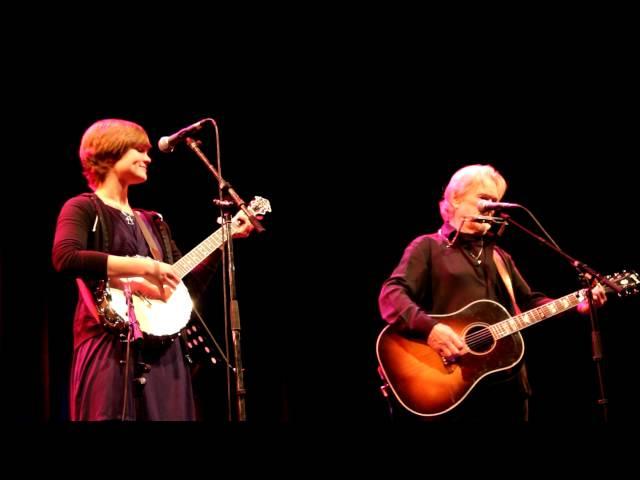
left=99, top=197, right=135, bottom=226
left=438, top=227, right=484, bottom=264
left=470, top=240, right=484, bottom=263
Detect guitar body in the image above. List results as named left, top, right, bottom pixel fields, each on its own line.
left=105, top=281, right=194, bottom=337
left=376, top=299, right=524, bottom=418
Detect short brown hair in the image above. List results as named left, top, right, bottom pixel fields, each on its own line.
left=79, top=119, right=151, bottom=189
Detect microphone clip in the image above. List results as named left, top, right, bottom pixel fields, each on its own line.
left=213, top=199, right=235, bottom=209
left=467, top=215, right=508, bottom=225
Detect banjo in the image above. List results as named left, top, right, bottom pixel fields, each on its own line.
left=93, top=196, right=271, bottom=339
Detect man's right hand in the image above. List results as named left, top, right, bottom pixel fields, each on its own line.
left=427, top=323, right=469, bottom=359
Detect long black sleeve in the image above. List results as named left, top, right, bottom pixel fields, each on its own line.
left=52, top=196, right=108, bottom=279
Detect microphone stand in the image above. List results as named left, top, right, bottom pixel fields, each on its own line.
left=498, top=212, right=620, bottom=423
left=184, top=135, right=264, bottom=422
left=120, top=282, right=144, bottom=421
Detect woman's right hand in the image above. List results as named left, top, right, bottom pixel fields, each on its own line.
left=107, top=256, right=180, bottom=301
left=143, top=259, right=180, bottom=300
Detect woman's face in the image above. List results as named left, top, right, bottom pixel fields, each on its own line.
left=112, top=147, right=152, bottom=186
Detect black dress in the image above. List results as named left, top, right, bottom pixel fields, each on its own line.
left=65, top=203, right=195, bottom=421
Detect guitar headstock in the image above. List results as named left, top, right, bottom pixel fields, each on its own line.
left=247, top=196, right=272, bottom=216
left=225, top=196, right=272, bottom=232
left=604, top=270, right=640, bottom=297
left=222, top=196, right=272, bottom=226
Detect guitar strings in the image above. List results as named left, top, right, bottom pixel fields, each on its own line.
left=445, top=275, right=632, bottom=351
left=457, top=297, right=583, bottom=348
left=462, top=329, right=495, bottom=348
left=460, top=313, right=547, bottom=347
left=461, top=314, right=540, bottom=348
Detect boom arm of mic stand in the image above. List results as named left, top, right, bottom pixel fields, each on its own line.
left=499, top=213, right=622, bottom=294
left=499, top=212, right=613, bottom=423
left=184, top=136, right=256, bottom=421
left=184, top=137, right=265, bottom=233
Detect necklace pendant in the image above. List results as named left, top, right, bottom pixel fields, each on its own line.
left=477, top=259, right=482, bottom=265
left=123, top=212, right=135, bottom=225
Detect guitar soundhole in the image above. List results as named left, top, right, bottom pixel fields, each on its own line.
left=464, top=325, right=495, bottom=354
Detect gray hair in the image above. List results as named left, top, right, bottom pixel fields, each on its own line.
left=439, top=164, right=507, bottom=222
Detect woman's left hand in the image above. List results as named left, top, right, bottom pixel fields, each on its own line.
left=231, top=210, right=263, bottom=238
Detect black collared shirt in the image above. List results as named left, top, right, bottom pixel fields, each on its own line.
left=379, top=222, right=551, bottom=337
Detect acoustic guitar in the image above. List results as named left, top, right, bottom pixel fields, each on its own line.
left=376, top=270, right=639, bottom=418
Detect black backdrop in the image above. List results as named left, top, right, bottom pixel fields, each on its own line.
left=1, top=63, right=638, bottom=424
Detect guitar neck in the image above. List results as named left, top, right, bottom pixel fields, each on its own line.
left=172, top=228, right=227, bottom=279
left=491, top=291, right=583, bottom=340
left=166, top=195, right=271, bottom=280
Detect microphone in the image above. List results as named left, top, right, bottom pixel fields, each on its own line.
left=477, top=200, right=522, bottom=213
left=158, top=119, right=210, bottom=153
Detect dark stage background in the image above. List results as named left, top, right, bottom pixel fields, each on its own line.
left=0, top=72, right=638, bottom=424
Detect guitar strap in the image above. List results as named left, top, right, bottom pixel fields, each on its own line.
left=133, top=211, right=164, bottom=262
left=493, top=249, right=522, bottom=315
left=493, top=249, right=532, bottom=402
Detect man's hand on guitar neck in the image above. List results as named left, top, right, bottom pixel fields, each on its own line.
left=577, top=283, right=607, bottom=314
left=427, top=323, right=469, bottom=359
